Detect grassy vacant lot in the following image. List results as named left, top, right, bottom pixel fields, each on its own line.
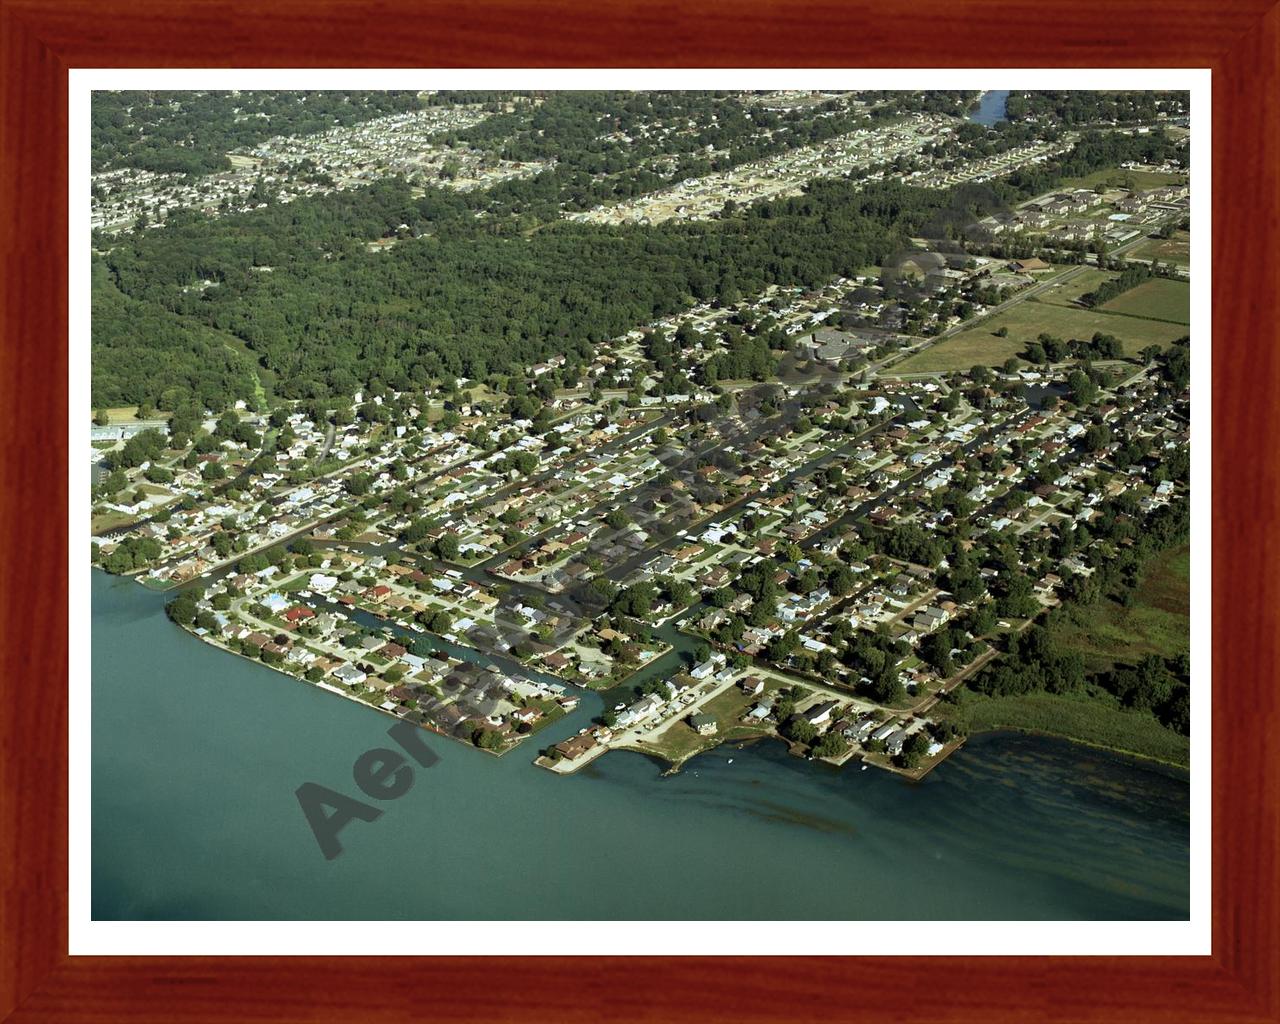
left=1049, top=544, right=1190, bottom=675
left=1128, top=230, right=1191, bottom=267
left=893, top=332, right=1026, bottom=374
left=97, top=407, right=148, bottom=423
left=935, top=689, right=1189, bottom=768
left=895, top=299, right=1189, bottom=372
left=1038, top=268, right=1115, bottom=307
left=1100, top=278, right=1190, bottom=324
left=91, top=509, right=140, bottom=535
left=1057, top=168, right=1188, bottom=192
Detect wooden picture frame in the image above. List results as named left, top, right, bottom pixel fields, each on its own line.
left=2, top=1, right=1275, bottom=1020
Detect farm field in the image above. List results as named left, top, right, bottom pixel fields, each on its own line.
left=893, top=298, right=1190, bottom=373
left=1100, top=278, right=1190, bottom=324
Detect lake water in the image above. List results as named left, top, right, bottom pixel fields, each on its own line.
left=91, top=569, right=1189, bottom=921
left=970, top=90, right=1011, bottom=126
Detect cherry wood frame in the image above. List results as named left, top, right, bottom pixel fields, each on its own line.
left=2, top=1, right=1277, bottom=1020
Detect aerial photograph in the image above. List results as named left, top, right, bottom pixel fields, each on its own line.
left=89, top=87, right=1192, bottom=922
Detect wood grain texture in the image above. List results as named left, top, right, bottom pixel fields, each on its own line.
left=0, top=1, right=1276, bottom=1021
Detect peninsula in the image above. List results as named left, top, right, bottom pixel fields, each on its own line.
left=91, top=88, right=1193, bottom=778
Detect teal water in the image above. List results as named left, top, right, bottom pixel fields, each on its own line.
left=92, top=570, right=1189, bottom=920
left=970, top=90, right=1010, bottom=126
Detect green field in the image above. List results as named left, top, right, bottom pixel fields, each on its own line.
left=1057, top=167, right=1189, bottom=192
left=1038, top=268, right=1116, bottom=307
left=1128, top=230, right=1191, bottom=267
left=1100, top=278, right=1190, bottom=324
left=1049, top=544, right=1190, bottom=675
left=894, top=298, right=1190, bottom=373
left=934, top=689, right=1190, bottom=768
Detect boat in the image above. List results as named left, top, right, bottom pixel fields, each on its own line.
left=727, top=758, right=734, bottom=765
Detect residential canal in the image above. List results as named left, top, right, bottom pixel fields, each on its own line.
left=92, top=569, right=1190, bottom=921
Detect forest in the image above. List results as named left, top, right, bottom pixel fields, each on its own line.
left=94, top=176, right=973, bottom=408
left=91, top=107, right=1186, bottom=412
left=1004, top=90, right=1189, bottom=126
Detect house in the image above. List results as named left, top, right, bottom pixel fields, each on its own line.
left=364, top=585, right=393, bottom=603
left=282, top=606, right=315, bottom=624
left=553, top=732, right=598, bottom=761
left=616, top=694, right=663, bottom=728
left=804, top=700, right=839, bottom=726
left=690, top=659, right=718, bottom=680
left=853, top=718, right=880, bottom=742
left=911, top=606, right=949, bottom=632
left=740, top=676, right=764, bottom=697
left=1008, top=257, right=1052, bottom=274
left=332, top=663, right=367, bottom=686
left=748, top=696, right=775, bottom=721
left=690, top=713, right=718, bottom=736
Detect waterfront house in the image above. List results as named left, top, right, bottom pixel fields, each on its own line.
left=748, top=696, right=775, bottom=721
left=333, top=663, right=367, bottom=686
left=690, top=713, right=718, bottom=736
left=690, top=659, right=717, bottom=680
left=886, top=729, right=910, bottom=756
left=553, top=732, right=598, bottom=761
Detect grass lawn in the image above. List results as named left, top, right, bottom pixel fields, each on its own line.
left=1048, top=544, right=1190, bottom=674
left=1100, top=278, right=1190, bottom=324
left=934, top=688, right=1189, bottom=768
left=641, top=716, right=714, bottom=764
left=640, top=684, right=765, bottom=764
left=1127, top=230, right=1191, bottom=267
left=894, top=299, right=1189, bottom=372
left=523, top=698, right=568, bottom=735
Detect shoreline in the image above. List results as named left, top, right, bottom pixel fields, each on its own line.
left=174, top=618, right=524, bottom=759
left=111, top=569, right=1191, bottom=780
left=599, top=720, right=1186, bottom=780
left=965, top=724, right=1190, bottom=775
